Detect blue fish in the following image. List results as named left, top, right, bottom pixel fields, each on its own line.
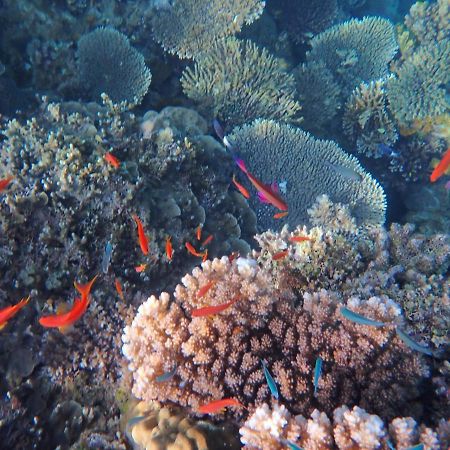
left=282, top=440, right=304, bottom=450
left=313, top=357, right=323, bottom=396
left=407, top=445, right=424, bottom=450
left=101, top=241, right=113, bottom=274
left=261, top=359, right=279, bottom=400
left=395, top=328, right=433, bottom=356
left=340, top=307, right=386, bottom=327
left=377, top=143, right=399, bottom=158
left=387, top=439, right=396, bottom=450
left=155, top=366, right=177, bottom=382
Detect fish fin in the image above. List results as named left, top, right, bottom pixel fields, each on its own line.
left=0, top=322, right=7, bottom=331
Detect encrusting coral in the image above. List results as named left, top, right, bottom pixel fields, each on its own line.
left=150, top=0, right=265, bottom=59
left=226, top=119, right=386, bottom=230
left=180, top=38, right=301, bottom=127
left=77, top=27, right=152, bottom=106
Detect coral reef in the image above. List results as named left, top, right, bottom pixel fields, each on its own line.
left=240, top=403, right=450, bottom=450
left=77, top=27, right=152, bottom=105
left=180, top=38, right=301, bottom=127
left=226, top=119, right=386, bottom=229
left=150, top=0, right=265, bottom=59
left=343, top=78, right=398, bottom=158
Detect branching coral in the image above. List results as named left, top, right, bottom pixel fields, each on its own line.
left=180, top=38, right=301, bottom=127
left=343, top=78, right=398, bottom=158
left=150, top=0, right=265, bottom=59
left=77, top=27, right=152, bottom=105
left=240, top=403, right=449, bottom=450
left=226, top=119, right=386, bottom=229
left=307, top=17, right=398, bottom=96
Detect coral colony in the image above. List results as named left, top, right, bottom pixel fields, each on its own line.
left=0, top=0, right=448, bottom=449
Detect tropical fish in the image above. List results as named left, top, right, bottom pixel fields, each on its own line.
left=196, top=225, right=202, bottom=241
left=313, top=356, right=323, bottom=396
left=104, top=152, right=120, bottom=168
left=101, top=241, right=113, bottom=274
left=201, top=235, right=214, bottom=247
left=274, top=211, right=288, bottom=219
left=202, top=249, right=208, bottom=262
left=395, top=327, right=433, bottom=356
left=232, top=174, right=250, bottom=199
left=39, top=296, right=88, bottom=329
left=165, top=236, right=173, bottom=261
left=0, top=176, right=13, bottom=193
left=377, top=143, right=399, bottom=158
left=228, top=252, right=240, bottom=263
left=135, top=263, right=147, bottom=273
left=430, top=147, right=450, bottom=182
left=155, top=367, right=177, bottom=382
left=73, top=274, right=98, bottom=301
left=185, top=242, right=204, bottom=258
left=198, top=397, right=244, bottom=414
left=197, top=280, right=216, bottom=298
left=272, top=250, right=289, bottom=261
left=281, top=440, right=304, bottom=450
left=115, top=278, right=124, bottom=300
left=0, top=295, right=30, bottom=330
left=406, top=444, right=424, bottom=450
left=387, top=440, right=396, bottom=450
left=340, top=306, right=386, bottom=327
left=212, top=118, right=225, bottom=142
left=289, top=236, right=311, bottom=243
left=325, top=161, right=362, bottom=182
left=261, top=360, right=279, bottom=400
left=132, top=214, right=149, bottom=255
left=244, top=169, right=288, bottom=211
left=192, top=297, right=239, bottom=317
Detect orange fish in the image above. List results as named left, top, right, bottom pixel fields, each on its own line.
left=232, top=174, right=250, bottom=199
left=198, top=397, right=245, bottom=414
left=197, top=280, right=216, bottom=298
left=272, top=250, right=289, bottom=260
left=430, top=147, right=450, bottom=182
left=73, top=274, right=98, bottom=301
left=135, top=263, right=147, bottom=273
left=289, top=236, right=312, bottom=243
left=196, top=225, right=202, bottom=241
left=132, top=214, right=149, bottom=255
left=274, top=211, right=288, bottom=219
left=39, top=296, right=88, bottom=329
left=185, top=242, right=203, bottom=258
left=228, top=252, right=240, bottom=263
left=0, top=295, right=30, bottom=330
left=115, top=278, right=124, bottom=300
left=165, top=236, right=173, bottom=261
left=192, top=297, right=239, bottom=317
left=104, top=152, right=120, bottom=169
left=0, top=176, right=13, bottom=192
left=201, top=235, right=214, bottom=247
left=202, top=249, right=208, bottom=263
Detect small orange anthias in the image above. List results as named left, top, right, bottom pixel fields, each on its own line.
left=132, top=214, right=149, bottom=255
left=165, top=236, right=173, bottom=261
left=191, top=296, right=240, bottom=317
left=198, top=397, right=245, bottom=414
left=0, top=176, right=13, bottom=193
left=104, top=152, right=120, bottom=169
left=0, top=295, right=30, bottom=330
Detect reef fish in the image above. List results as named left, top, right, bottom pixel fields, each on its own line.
left=132, top=214, right=149, bottom=255
left=39, top=296, right=88, bottom=329
left=340, top=306, right=386, bottom=327
left=232, top=174, right=250, bottom=199
left=0, top=295, right=30, bottom=330
left=155, top=367, right=177, bottom=382
left=261, top=360, right=279, bottom=400
left=282, top=440, right=304, bottom=450
left=430, top=147, right=450, bottom=182
left=274, top=211, right=288, bottom=219
left=395, top=327, right=433, bottom=356
left=313, top=356, right=323, bottom=396
left=101, top=241, right=113, bottom=274
left=289, top=236, right=311, bottom=243
left=201, top=235, right=214, bottom=247
left=325, top=161, right=362, bottom=182
left=115, top=278, right=124, bottom=301
left=197, top=280, right=216, bottom=298
left=185, top=242, right=204, bottom=258
left=196, top=225, right=202, bottom=241
left=0, top=176, right=13, bottom=193
left=135, top=263, right=147, bottom=273
left=73, top=274, right=98, bottom=301
left=191, top=297, right=240, bottom=317
left=165, top=236, right=173, bottom=261
left=104, top=152, right=120, bottom=168
left=377, top=143, right=399, bottom=158
left=198, top=397, right=245, bottom=414
left=272, top=250, right=289, bottom=261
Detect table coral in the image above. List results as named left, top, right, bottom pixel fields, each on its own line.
left=150, top=0, right=265, bottom=59
left=226, top=119, right=386, bottom=230
left=180, top=38, right=300, bottom=127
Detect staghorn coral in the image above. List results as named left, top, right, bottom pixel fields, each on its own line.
left=240, top=403, right=449, bottom=450
left=306, top=17, right=398, bottom=97
left=150, top=0, right=265, bottom=59
left=343, top=78, right=398, bottom=158
left=387, top=40, right=450, bottom=127
left=123, top=253, right=429, bottom=422
left=77, top=27, right=152, bottom=105
left=226, top=119, right=386, bottom=230
left=180, top=38, right=301, bottom=127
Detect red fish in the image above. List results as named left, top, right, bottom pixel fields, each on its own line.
left=104, top=152, right=120, bottom=169
left=197, top=280, right=216, bottom=298
left=274, top=211, right=288, bottom=219
left=430, top=147, right=450, bottom=182
left=289, top=236, right=312, bottom=243
left=115, top=278, right=124, bottom=300
left=39, top=296, right=88, bottom=329
left=196, top=225, right=202, bottom=241
left=201, top=235, right=214, bottom=247
left=232, top=174, right=250, bottom=199
left=0, top=176, right=13, bottom=193
left=132, top=214, right=149, bottom=255
left=273, top=250, right=289, bottom=260
left=192, top=297, right=239, bottom=317
left=198, top=397, right=245, bottom=414
left=165, top=236, right=173, bottom=261
left=185, top=242, right=203, bottom=258
left=135, top=263, right=147, bottom=273
left=202, top=249, right=208, bottom=263
left=0, top=295, right=30, bottom=330
left=228, top=252, right=240, bottom=263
